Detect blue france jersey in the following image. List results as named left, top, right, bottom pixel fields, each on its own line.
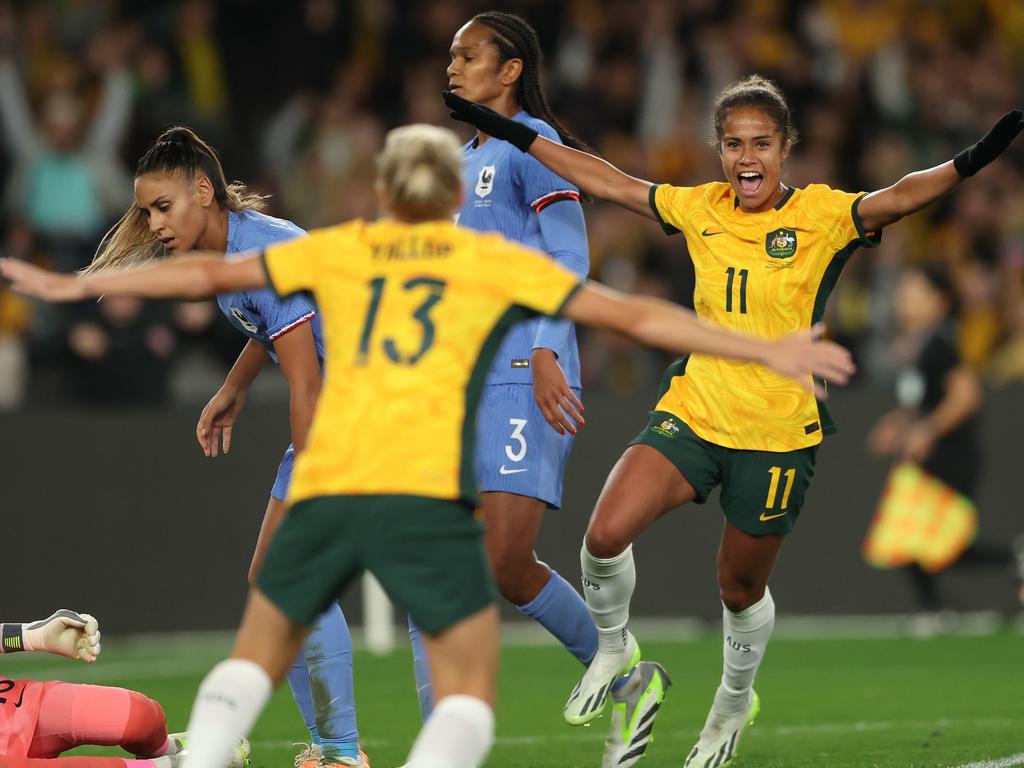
left=218, top=210, right=325, bottom=365
left=458, top=113, right=587, bottom=387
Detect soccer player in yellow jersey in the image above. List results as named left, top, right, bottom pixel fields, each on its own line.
left=0, top=124, right=855, bottom=768
left=444, top=77, right=1023, bottom=766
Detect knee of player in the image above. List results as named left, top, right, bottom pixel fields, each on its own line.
left=124, top=690, right=168, bottom=744
left=584, top=523, right=630, bottom=560
left=719, top=582, right=765, bottom=614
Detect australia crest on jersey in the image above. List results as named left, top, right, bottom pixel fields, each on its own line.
left=651, top=417, right=681, bottom=438
left=231, top=307, right=259, bottom=334
left=765, top=228, right=797, bottom=259
left=475, top=165, right=496, bottom=198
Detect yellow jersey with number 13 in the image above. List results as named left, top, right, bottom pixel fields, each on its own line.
left=649, top=182, right=880, bottom=452
left=261, top=218, right=581, bottom=506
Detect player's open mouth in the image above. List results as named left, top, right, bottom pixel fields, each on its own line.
left=737, top=172, right=763, bottom=195
left=160, top=237, right=175, bottom=250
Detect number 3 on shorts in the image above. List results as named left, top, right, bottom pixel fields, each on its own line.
left=505, top=418, right=528, bottom=462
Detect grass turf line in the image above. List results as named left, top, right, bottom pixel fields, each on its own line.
left=1, top=633, right=1020, bottom=767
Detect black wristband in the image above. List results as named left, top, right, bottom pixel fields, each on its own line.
left=443, top=91, right=539, bottom=153
left=1, top=623, right=24, bottom=652
left=953, top=109, right=1024, bottom=177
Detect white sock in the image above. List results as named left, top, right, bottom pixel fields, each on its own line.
left=406, top=694, right=494, bottom=768
left=714, top=587, right=775, bottom=716
left=180, top=659, right=272, bottom=768
left=580, top=543, right=635, bottom=654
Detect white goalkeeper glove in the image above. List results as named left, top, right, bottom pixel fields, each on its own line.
left=1, top=609, right=101, bottom=663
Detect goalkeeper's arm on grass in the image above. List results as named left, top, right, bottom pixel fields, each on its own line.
left=1, top=609, right=101, bottom=662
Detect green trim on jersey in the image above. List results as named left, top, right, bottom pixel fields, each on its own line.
left=459, top=305, right=535, bottom=503
left=851, top=193, right=884, bottom=248
left=553, top=281, right=584, bottom=318
left=655, top=355, right=690, bottom=401
left=773, top=185, right=797, bottom=210
left=648, top=184, right=681, bottom=236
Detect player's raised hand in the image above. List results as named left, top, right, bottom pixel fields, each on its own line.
left=954, top=109, right=1024, bottom=177
left=24, top=609, right=101, bottom=663
left=768, top=325, right=855, bottom=398
left=0, top=258, right=89, bottom=302
left=197, top=384, right=247, bottom=457
left=443, top=90, right=539, bottom=152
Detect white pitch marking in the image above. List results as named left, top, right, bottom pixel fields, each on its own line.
left=947, top=754, right=1024, bottom=768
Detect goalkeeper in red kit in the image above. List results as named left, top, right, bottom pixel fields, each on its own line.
left=0, top=610, right=246, bottom=768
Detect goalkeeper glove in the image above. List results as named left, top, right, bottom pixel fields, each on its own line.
left=953, top=110, right=1024, bottom=177
left=1, top=609, right=101, bottom=662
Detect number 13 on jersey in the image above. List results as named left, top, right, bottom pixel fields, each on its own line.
left=357, top=275, right=447, bottom=365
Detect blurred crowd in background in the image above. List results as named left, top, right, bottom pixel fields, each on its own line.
left=0, top=0, right=1022, bottom=409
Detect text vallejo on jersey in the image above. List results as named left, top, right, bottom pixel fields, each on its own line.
left=371, top=239, right=453, bottom=261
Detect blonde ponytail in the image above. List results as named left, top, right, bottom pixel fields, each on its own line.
left=377, top=124, right=463, bottom=221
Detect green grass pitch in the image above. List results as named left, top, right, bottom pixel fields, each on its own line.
left=2, top=629, right=1022, bottom=767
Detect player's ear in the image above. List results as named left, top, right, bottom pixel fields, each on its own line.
left=195, top=175, right=215, bottom=208
left=499, top=57, right=523, bottom=88
left=780, top=137, right=792, bottom=164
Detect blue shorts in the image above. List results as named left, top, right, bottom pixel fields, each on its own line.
left=474, top=384, right=578, bottom=509
left=271, top=444, right=295, bottom=501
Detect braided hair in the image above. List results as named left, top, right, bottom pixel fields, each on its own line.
left=471, top=10, right=587, bottom=153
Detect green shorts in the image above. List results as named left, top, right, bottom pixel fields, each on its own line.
left=256, top=495, right=498, bottom=634
left=630, top=412, right=817, bottom=535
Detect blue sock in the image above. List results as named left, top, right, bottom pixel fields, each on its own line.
left=285, top=653, right=318, bottom=740
left=305, top=602, right=359, bottom=748
left=407, top=615, right=434, bottom=721
left=518, top=569, right=599, bottom=666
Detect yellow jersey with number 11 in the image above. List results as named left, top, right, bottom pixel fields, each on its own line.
left=261, top=219, right=581, bottom=506
left=649, top=182, right=880, bottom=452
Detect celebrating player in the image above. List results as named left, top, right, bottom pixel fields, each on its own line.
left=438, top=11, right=668, bottom=760
left=0, top=609, right=247, bottom=768
left=444, top=77, right=1023, bottom=766
left=1, top=123, right=854, bottom=768
left=82, top=127, right=367, bottom=768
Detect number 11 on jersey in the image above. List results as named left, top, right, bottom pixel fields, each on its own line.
left=725, top=267, right=748, bottom=314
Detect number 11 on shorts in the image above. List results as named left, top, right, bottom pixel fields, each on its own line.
left=765, top=466, right=795, bottom=510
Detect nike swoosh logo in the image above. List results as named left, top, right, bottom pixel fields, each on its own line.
left=14, top=685, right=25, bottom=708
left=701, top=228, right=723, bottom=237
left=759, top=510, right=789, bottom=521
left=499, top=465, right=527, bottom=475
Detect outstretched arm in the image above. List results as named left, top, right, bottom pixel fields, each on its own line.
left=563, top=281, right=855, bottom=394
left=0, top=251, right=267, bottom=302
left=858, top=110, right=1023, bottom=232
left=444, top=90, right=654, bottom=217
